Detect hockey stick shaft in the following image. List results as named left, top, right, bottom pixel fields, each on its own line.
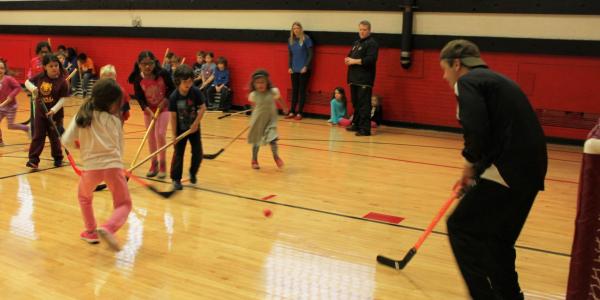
left=414, top=191, right=458, bottom=250
left=203, top=126, right=249, bottom=159
left=218, top=108, right=252, bottom=119
left=130, top=107, right=161, bottom=168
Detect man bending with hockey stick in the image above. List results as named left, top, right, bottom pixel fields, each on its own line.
left=439, top=40, right=547, bottom=300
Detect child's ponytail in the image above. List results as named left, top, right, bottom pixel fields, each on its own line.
left=76, top=100, right=95, bottom=128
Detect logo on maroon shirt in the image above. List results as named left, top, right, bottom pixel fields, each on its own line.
left=40, top=81, right=54, bottom=103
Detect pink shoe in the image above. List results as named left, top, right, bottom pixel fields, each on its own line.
left=97, top=227, right=121, bottom=251
left=284, top=113, right=295, bottom=119
left=251, top=160, right=260, bottom=169
left=80, top=230, right=99, bottom=244
left=294, top=114, right=303, bottom=120
left=274, top=157, right=284, bottom=168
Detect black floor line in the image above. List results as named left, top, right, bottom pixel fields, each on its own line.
left=141, top=176, right=571, bottom=258
left=0, top=165, right=66, bottom=180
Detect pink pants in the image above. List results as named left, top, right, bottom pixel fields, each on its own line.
left=0, top=107, right=28, bottom=140
left=78, top=168, right=132, bottom=234
left=144, top=110, right=170, bottom=169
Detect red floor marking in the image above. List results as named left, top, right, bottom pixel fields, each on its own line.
left=261, top=194, right=277, bottom=201
left=363, top=212, right=405, bottom=224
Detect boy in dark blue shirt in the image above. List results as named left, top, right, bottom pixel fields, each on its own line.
left=208, top=56, right=231, bottom=111
left=169, top=64, right=207, bottom=190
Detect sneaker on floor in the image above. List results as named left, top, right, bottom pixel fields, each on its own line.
left=251, top=160, right=260, bottom=170
left=80, top=230, right=99, bottom=244
left=97, top=227, right=121, bottom=251
left=54, top=159, right=64, bottom=167
left=157, top=162, right=167, bottom=179
left=294, top=114, right=303, bottom=120
left=346, top=126, right=358, bottom=132
left=274, top=156, right=284, bottom=168
left=173, top=180, right=183, bottom=190
left=26, top=161, right=39, bottom=169
left=355, top=131, right=371, bottom=136
left=146, top=162, right=158, bottom=177
left=189, top=173, right=197, bottom=185
left=284, top=113, right=295, bottom=119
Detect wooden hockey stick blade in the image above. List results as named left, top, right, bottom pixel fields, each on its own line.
left=202, top=148, right=224, bottom=160
left=376, top=247, right=417, bottom=270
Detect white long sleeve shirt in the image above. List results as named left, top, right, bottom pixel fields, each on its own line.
left=61, top=111, right=124, bottom=170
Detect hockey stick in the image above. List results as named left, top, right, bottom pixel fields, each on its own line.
left=38, top=98, right=82, bottom=176
left=376, top=189, right=460, bottom=270
left=129, top=107, right=161, bottom=168
left=203, top=126, right=249, bottom=160
left=124, top=170, right=177, bottom=199
left=95, top=127, right=195, bottom=191
left=217, top=108, right=252, bottom=120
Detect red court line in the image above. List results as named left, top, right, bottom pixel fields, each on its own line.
left=279, top=143, right=579, bottom=185
left=363, top=212, right=405, bottom=224
left=261, top=194, right=277, bottom=201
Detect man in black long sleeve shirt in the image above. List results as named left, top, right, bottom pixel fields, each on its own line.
left=345, top=20, right=379, bottom=136
left=440, top=39, right=547, bottom=300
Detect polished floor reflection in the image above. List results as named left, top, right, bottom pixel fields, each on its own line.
left=0, top=97, right=576, bottom=299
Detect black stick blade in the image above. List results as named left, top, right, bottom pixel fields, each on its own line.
left=217, top=113, right=232, bottom=119
left=203, top=148, right=224, bottom=160
left=377, top=247, right=417, bottom=270
left=95, top=183, right=108, bottom=191
left=148, top=186, right=177, bottom=199
left=377, top=255, right=402, bottom=270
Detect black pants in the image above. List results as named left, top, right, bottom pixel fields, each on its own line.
left=290, top=72, right=310, bottom=114
left=170, top=129, right=203, bottom=181
left=29, top=104, right=63, bottom=164
left=207, top=85, right=231, bottom=110
left=447, top=179, right=538, bottom=300
left=350, top=84, right=372, bottom=134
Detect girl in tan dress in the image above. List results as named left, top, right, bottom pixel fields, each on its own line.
left=247, top=70, right=288, bottom=169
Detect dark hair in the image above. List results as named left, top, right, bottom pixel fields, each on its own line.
left=205, top=52, right=214, bottom=59
left=439, top=39, right=487, bottom=68
left=165, top=52, right=174, bottom=59
left=196, top=51, right=206, bottom=57
left=41, top=54, right=65, bottom=77
left=57, top=45, right=67, bottom=51
left=249, top=69, right=273, bottom=92
left=128, top=50, right=162, bottom=83
left=173, top=64, right=194, bottom=86
left=35, top=41, right=51, bottom=55
left=216, top=56, right=228, bottom=67
left=333, top=86, right=347, bottom=110
left=77, top=53, right=88, bottom=62
left=76, top=78, right=123, bottom=128
left=66, top=48, right=77, bottom=59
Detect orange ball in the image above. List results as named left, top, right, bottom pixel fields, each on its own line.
left=263, top=208, right=272, bottom=217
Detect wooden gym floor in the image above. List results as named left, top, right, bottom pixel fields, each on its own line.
left=0, top=95, right=576, bottom=299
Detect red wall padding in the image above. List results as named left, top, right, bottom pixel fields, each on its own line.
left=2, top=33, right=599, bottom=140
